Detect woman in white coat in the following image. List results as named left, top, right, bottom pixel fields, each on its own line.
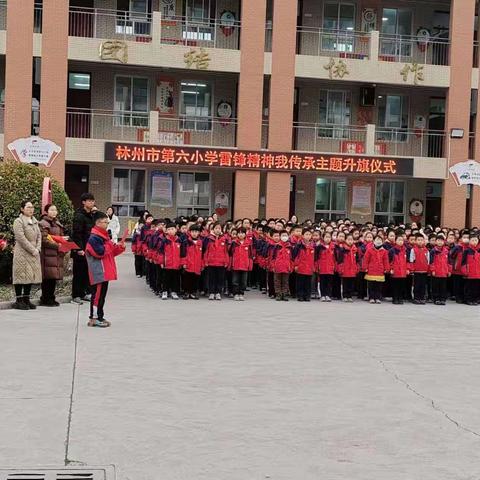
left=106, top=206, right=121, bottom=243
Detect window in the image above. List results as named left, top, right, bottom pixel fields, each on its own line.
left=68, top=73, right=91, bottom=91
left=112, top=168, right=146, bottom=217
left=319, top=89, right=351, bottom=138
left=177, top=172, right=211, bottom=216
left=180, top=81, right=212, bottom=131
left=114, top=76, right=149, bottom=127
left=374, top=181, right=405, bottom=225
left=381, top=8, right=412, bottom=58
left=116, top=0, right=151, bottom=36
left=185, top=0, right=211, bottom=20
left=322, top=3, right=355, bottom=52
left=314, top=177, right=347, bottom=221
left=377, top=94, right=409, bottom=141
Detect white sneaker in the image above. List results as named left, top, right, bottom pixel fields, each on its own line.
left=343, top=298, right=349, bottom=302
left=348, top=298, right=354, bottom=303
left=209, top=294, right=215, bottom=301
left=171, top=292, right=179, bottom=300
left=71, top=297, right=83, bottom=305
left=161, top=291, right=168, bottom=300
left=234, top=295, right=240, bottom=301
left=326, top=296, right=332, bottom=302
left=136, top=274, right=141, bottom=278
left=82, top=294, right=92, bottom=301
left=320, top=296, right=326, bottom=302
left=239, top=295, right=245, bottom=301
left=215, top=293, right=222, bottom=301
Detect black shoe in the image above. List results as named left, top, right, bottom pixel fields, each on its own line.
left=304, top=298, right=311, bottom=302
left=282, top=295, right=289, bottom=302
left=466, top=301, right=476, bottom=306
left=276, top=295, right=282, bottom=301
left=182, top=294, right=190, bottom=300
left=297, top=298, right=304, bottom=302
left=412, top=299, right=421, bottom=305
left=24, top=297, right=36, bottom=309
left=12, top=299, right=29, bottom=310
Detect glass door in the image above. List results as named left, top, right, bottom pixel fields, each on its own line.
left=177, top=172, right=211, bottom=217
left=381, top=8, right=412, bottom=58
left=322, top=2, right=355, bottom=53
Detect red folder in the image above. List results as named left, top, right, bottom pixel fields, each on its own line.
left=50, top=235, right=80, bottom=253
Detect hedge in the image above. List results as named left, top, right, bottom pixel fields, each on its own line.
left=0, top=161, right=74, bottom=284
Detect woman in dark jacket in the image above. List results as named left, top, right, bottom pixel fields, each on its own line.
left=39, top=204, right=65, bottom=306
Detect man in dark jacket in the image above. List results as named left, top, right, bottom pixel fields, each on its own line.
left=71, top=193, right=96, bottom=304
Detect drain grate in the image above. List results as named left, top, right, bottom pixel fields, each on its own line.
left=0, top=467, right=114, bottom=480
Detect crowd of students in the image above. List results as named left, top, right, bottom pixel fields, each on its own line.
left=131, top=211, right=480, bottom=306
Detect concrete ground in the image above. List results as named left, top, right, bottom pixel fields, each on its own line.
left=1, top=252, right=480, bottom=480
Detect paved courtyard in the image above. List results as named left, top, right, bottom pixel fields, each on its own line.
left=1, top=252, right=480, bottom=479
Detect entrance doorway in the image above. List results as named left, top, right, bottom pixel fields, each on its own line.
left=428, top=97, right=445, bottom=158
left=67, top=72, right=92, bottom=138
left=425, top=181, right=442, bottom=227
left=65, top=164, right=90, bottom=209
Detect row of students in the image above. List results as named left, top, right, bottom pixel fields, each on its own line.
left=131, top=214, right=480, bottom=305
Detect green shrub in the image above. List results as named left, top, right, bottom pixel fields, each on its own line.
left=0, top=161, right=74, bottom=284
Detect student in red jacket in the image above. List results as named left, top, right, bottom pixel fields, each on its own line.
left=356, top=231, right=374, bottom=301
left=292, top=228, right=315, bottom=302
left=316, top=231, right=336, bottom=302
left=271, top=230, right=293, bottom=301
left=409, top=233, right=429, bottom=304
left=203, top=221, right=229, bottom=300
left=428, top=234, right=451, bottom=305
left=181, top=224, right=203, bottom=300
left=363, top=235, right=390, bottom=304
left=461, top=235, right=480, bottom=305
left=389, top=235, right=409, bottom=305
left=335, top=233, right=358, bottom=302
left=158, top=223, right=183, bottom=300
left=449, top=230, right=470, bottom=303
left=229, top=227, right=254, bottom=301
left=85, top=212, right=125, bottom=328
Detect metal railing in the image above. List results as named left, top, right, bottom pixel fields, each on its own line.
left=265, top=22, right=273, bottom=52
left=379, top=34, right=449, bottom=66
left=0, top=0, right=6, bottom=31
left=33, top=3, right=42, bottom=33
left=375, top=128, right=445, bottom=158
left=160, top=16, right=240, bottom=50
left=262, top=121, right=269, bottom=149
left=158, top=115, right=237, bottom=147
left=66, top=109, right=150, bottom=141
left=293, top=123, right=367, bottom=154
left=297, top=27, right=370, bottom=59
left=69, top=6, right=152, bottom=41
left=0, top=105, right=4, bottom=134
left=474, top=41, right=479, bottom=68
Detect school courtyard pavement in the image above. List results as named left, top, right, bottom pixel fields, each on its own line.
left=2, top=252, right=480, bottom=480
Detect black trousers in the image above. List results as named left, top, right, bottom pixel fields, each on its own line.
left=163, top=269, right=180, bottom=293
left=368, top=281, right=382, bottom=301
left=258, top=268, right=267, bottom=291
left=404, top=274, right=413, bottom=300
left=319, top=274, right=333, bottom=298
left=382, top=273, right=392, bottom=298
left=267, top=271, right=275, bottom=297
left=134, top=255, right=143, bottom=276
left=149, top=262, right=157, bottom=290
left=72, top=253, right=90, bottom=299
left=391, top=277, right=405, bottom=302
left=431, top=277, right=447, bottom=302
left=453, top=274, right=465, bottom=302
left=296, top=273, right=312, bottom=300
left=14, top=284, right=32, bottom=298
left=357, top=272, right=367, bottom=299
left=332, top=273, right=342, bottom=299
left=90, top=281, right=109, bottom=320
left=155, top=265, right=164, bottom=293
left=464, top=279, right=480, bottom=303
left=342, top=277, right=355, bottom=299
left=41, top=279, right=57, bottom=303
left=232, top=270, right=248, bottom=295
left=413, top=273, right=427, bottom=301
left=183, top=271, right=200, bottom=295
left=208, top=266, right=226, bottom=294
left=289, top=272, right=297, bottom=297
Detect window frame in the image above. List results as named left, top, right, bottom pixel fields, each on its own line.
left=111, top=167, right=147, bottom=217
left=68, top=72, right=91, bottom=91
left=321, top=2, right=356, bottom=52
left=376, top=94, right=409, bottom=142
left=179, top=80, right=213, bottom=131
left=113, top=74, right=150, bottom=128
left=318, top=89, right=351, bottom=138
left=176, top=171, right=211, bottom=216
left=314, top=176, right=347, bottom=220
left=374, top=179, right=406, bottom=225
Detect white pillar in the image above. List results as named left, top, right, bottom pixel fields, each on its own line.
left=152, top=11, right=161, bottom=44
left=149, top=110, right=159, bottom=143
left=369, top=30, right=379, bottom=60
left=366, top=124, right=376, bottom=155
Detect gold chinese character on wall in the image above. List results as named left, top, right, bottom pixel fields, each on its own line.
left=184, top=48, right=210, bottom=70
left=400, top=63, right=424, bottom=85
left=323, top=58, right=350, bottom=79
left=99, top=40, right=128, bottom=64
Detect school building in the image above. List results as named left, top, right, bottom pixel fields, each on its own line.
left=1, top=0, right=480, bottom=228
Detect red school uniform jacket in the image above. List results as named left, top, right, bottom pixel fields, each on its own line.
left=159, top=234, right=183, bottom=270
left=428, top=246, right=451, bottom=278
left=85, top=226, right=125, bottom=285
left=230, top=239, right=254, bottom=271
left=363, top=246, right=389, bottom=277
left=182, top=237, right=203, bottom=275
left=203, top=234, right=229, bottom=267
left=292, top=241, right=315, bottom=276
left=389, top=246, right=409, bottom=278
left=408, top=245, right=429, bottom=273
left=271, top=241, right=293, bottom=274
left=461, top=247, right=480, bottom=279
left=315, top=242, right=336, bottom=275
left=139, top=223, right=154, bottom=256
left=449, top=243, right=468, bottom=275
left=335, top=245, right=358, bottom=278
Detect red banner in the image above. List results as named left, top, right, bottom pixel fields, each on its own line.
left=105, top=143, right=414, bottom=176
